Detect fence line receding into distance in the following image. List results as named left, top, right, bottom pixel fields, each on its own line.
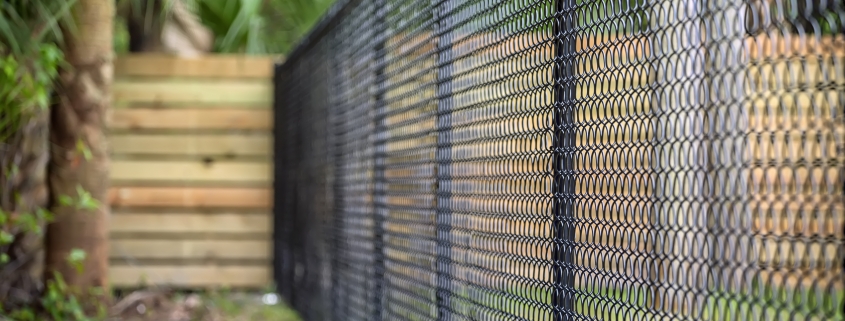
left=274, top=0, right=845, bottom=320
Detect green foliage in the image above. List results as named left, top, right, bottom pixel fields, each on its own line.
left=113, top=15, right=130, bottom=54
left=193, top=0, right=334, bottom=54
left=58, top=185, right=101, bottom=211
left=194, top=0, right=266, bottom=54
left=0, top=45, right=63, bottom=142
left=0, top=0, right=70, bottom=142
left=755, top=0, right=843, bottom=35
left=1, top=182, right=102, bottom=320
left=199, top=287, right=301, bottom=321
left=261, top=0, right=335, bottom=54
left=39, top=274, right=89, bottom=321
left=115, top=0, right=334, bottom=54
left=4, top=272, right=108, bottom=321
left=1, top=1, right=108, bottom=320
left=67, top=249, right=87, bottom=275
left=0, top=0, right=75, bottom=58
left=1, top=200, right=103, bottom=320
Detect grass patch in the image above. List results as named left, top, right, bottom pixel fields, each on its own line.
left=421, top=283, right=845, bottom=321
left=111, top=287, right=301, bottom=321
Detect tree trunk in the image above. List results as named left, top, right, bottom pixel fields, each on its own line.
left=0, top=108, right=50, bottom=310
left=44, top=0, right=113, bottom=298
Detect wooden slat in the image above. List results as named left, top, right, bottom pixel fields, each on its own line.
left=109, top=186, right=271, bottom=208
left=111, top=212, right=270, bottom=234
left=109, top=133, right=271, bottom=157
left=111, top=240, right=267, bottom=258
left=113, top=81, right=271, bottom=104
left=746, top=34, right=844, bottom=59
left=111, top=160, right=271, bottom=183
left=110, top=239, right=269, bottom=260
left=109, top=108, right=272, bottom=130
left=113, top=103, right=268, bottom=109
left=110, top=265, right=270, bottom=288
left=115, top=54, right=277, bottom=79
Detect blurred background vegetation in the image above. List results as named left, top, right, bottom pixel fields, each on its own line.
left=2, top=0, right=336, bottom=318
left=114, top=0, right=336, bottom=55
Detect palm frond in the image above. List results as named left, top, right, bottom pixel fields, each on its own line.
left=195, top=0, right=267, bottom=54
left=0, top=0, right=73, bottom=143
left=114, top=0, right=335, bottom=55
left=0, top=0, right=77, bottom=58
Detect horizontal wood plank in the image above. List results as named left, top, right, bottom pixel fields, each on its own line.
left=110, top=239, right=269, bottom=260
left=115, top=54, right=278, bottom=79
left=110, top=133, right=271, bottom=157
left=113, top=81, right=272, bottom=104
left=110, top=265, right=270, bottom=288
left=109, top=108, right=272, bottom=130
left=113, top=103, right=269, bottom=109
left=111, top=160, right=271, bottom=183
left=109, top=186, right=271, bottom=208
left=111, top=212, right=271, bottom=234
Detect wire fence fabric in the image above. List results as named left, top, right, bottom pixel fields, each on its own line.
left=274, top=0, right=845, bottom=320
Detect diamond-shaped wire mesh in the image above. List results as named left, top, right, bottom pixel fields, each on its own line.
left=274, top=0, right=844, bottom=320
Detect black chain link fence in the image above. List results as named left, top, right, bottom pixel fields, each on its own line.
left=274, top=0, right=845, bottom=320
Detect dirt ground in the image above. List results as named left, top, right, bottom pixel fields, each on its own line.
left=109, top=289, right=300, bottom=321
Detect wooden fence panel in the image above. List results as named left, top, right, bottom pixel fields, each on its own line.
left=108, top=54, right=275, bottom=288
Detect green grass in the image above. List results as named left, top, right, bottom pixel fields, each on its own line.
left=199, top=288, right=301, bottom=321
left=400, top=283, right=845, bottom=321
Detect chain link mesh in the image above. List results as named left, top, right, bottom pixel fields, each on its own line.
left=275, top=0, right=845, bottom=320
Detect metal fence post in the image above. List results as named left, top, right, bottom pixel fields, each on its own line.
left=272, top=61, right=291, bottom=303
left=433, top=0, right=454, bottom=319
left=552, top=0, right=577, bottom=319
left=372, top=0, right=388, bottom=319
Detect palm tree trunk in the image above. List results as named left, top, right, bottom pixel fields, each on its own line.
left=44, top=0, right=113, bottom=298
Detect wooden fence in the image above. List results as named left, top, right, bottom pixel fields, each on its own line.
left=107, top=54, right=277, bottom=288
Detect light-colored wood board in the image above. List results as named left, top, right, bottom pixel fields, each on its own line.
left=110, top=265, right=271, bottom=288
left=111, top=160, right=271, bottom=183
left=110, top=133, right=271, bottom=157
left=110, top=212, right=271, bottom=234
left=115, top=54, right=278, bottom=79
left=110, top=239, right=270, bottom=260
left=109, top=186, right=271, bottom=208
left=113, top=102, right=268, bottom=109
left=109, top=108, right=272, bottom=130
left=746, top=34, right=844, bottom=59
left=113, top=81, right=272, bottom=104
left=747, top=58, right=844, bottom=86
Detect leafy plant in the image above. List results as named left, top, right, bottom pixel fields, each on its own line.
left=58, top=185, right=101, bottom=211
left=262, top=0, right=335, bottom=54
left=0, top=43, right=63, bottom=142
left=191, top=0, right=334, bottom=54
left=194, top=0, right=266, bottom=54
left=1, top=1, right=111, bottom=320
left=4, top=272, right=108, bottom=321
left=116, top=0, right=335, bottom=54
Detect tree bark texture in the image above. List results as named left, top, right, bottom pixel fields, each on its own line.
left=44, top=0, right=113, bottom=294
